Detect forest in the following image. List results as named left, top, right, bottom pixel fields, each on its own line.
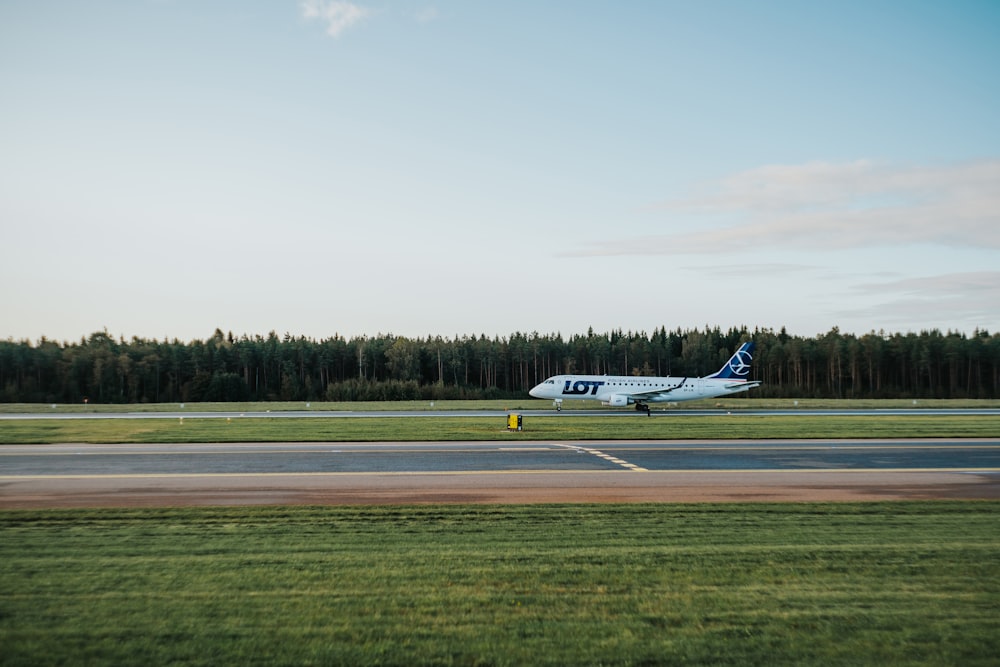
left=2, top=326, right=999, bottom=404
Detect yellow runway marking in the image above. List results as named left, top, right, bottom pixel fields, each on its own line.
left=607, top=444, right=1000, bottom=451
left=2, top=468, right=998, bottom=481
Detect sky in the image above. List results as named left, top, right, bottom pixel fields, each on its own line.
left=2, top=1, right=998, bottom=344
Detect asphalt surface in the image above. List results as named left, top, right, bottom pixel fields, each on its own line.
left=3, top=439, right=1000, bottom=474
left=2, top=439, right=998, bottom=507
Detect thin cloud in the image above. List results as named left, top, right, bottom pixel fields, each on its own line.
left=569, top=160, right=1000, bottom=256
left=414, top=7, right=439, bottom=24
left=838, top=271, right=1000, bottom=331
left=694, top=263, right=820, bottom=278
left=301, top=0, right=370, bottom=37
left=854, top=271, right=1000, bottom=299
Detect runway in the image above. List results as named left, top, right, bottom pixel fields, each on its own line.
left=2, top=439, right=998, bottom=507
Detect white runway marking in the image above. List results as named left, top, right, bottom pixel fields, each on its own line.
left=556, top=444, right=649, bottom=472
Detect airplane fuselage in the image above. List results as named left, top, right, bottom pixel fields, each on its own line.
left=529, top=374, right=757, bottom=407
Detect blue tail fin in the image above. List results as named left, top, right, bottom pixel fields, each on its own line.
left=708, top=342, right=755, bottom=380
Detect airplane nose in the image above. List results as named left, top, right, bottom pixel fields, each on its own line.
left=529, top=385, right=542, bottom=398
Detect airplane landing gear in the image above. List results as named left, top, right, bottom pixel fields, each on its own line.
left=635, top=403, right=651, bottom=415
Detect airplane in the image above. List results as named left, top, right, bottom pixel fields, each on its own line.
left=528, top=341, right=760, bottom=414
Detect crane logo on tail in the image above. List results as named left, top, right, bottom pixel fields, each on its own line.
left=729, top=349, right=752, bottom=377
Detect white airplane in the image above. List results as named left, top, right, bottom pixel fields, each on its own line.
left=529, top=341, right=760, bottom=414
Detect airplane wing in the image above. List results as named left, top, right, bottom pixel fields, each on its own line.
left=623, top=381, right=687, bottom=401
left=625, top=379, right=761, bottom=400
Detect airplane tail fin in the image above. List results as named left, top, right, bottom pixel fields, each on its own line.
left=707, top=342, right=755, bottom=380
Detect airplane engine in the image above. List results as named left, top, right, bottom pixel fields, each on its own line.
left=602, top=394, right=631, bottom=407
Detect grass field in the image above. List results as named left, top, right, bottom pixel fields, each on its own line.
left=2, top=398, right=1000, bottom=413
left=3, top=398, right=998, bottom=444
left=2, top=503, right=998, bottom=666
left=2, top=414, right=999, bottom=444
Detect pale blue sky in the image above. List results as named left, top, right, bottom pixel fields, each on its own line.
left=2, top=1, right=998, bottom=343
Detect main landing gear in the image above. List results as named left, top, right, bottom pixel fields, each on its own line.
left=635, top=403, right=651, bottom=416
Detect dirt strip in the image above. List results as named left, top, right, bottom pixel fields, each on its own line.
left=2, top=470, right=998, bottom=508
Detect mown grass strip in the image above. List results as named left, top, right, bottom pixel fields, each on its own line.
left=3, top=397, right=999, bottom=413
left=2, top=414, right=999, bottom=444
left=2, top=503, right=998, bottom=666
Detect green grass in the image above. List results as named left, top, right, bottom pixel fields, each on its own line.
left=3, top=399, right=997, bottom=444
left=2, top=398, right=1000, bottom=413
left=1, top=414, right=999, bottom=444
left=2, top=503, right=998, bottom=666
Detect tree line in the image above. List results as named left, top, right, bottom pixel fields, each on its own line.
left=1, top=326, right=998, bottom=404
